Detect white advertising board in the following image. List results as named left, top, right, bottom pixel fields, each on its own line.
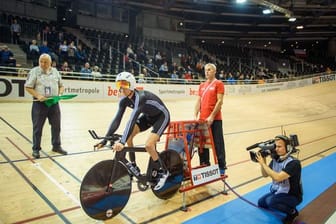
left=1, top=74, right=334, bottom=102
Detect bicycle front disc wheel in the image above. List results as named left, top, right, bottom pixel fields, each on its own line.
left=79, top=159, right=131, bottom=220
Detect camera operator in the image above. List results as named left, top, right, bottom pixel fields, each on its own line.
left=256, top=135, right=303, bottom=224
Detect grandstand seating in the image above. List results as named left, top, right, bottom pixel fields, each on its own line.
left=0, top=12, right=333, bottom=82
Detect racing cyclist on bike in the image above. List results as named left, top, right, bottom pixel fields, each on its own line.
left=96, top=71, right=170, bottom=190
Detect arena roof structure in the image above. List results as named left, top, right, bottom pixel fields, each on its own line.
left=121, top=0, right=336, bottom=42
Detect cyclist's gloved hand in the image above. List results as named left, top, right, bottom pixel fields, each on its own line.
left=94, top=140, right=107, bottom=150
left=112, top=142, right=125, bottom=151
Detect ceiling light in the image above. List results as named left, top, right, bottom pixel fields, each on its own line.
left=296, top=25, right=304, bottom=29
left=236, top=0, right=246, bottom=3
left=288, top=17, right=296, bottom=22
left=262, top=9, right=273, bottom=15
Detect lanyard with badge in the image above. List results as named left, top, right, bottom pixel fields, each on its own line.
left=41, top=70, right=52, bottom=97
left=201, top=79, right=217, bottom=100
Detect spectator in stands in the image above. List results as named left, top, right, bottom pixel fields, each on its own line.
left=170, top=70, right=179, bottom=84
left=39, top=40, right=58, bottom=63
left=0, top=45, right=16, bottom=67
left=171, top=70, right=178, bottom=80
left=17, top=68, right=28, bottom=77
left=196, top=59, right=204, bottom=72
left=186, top=65, right=194, bottom=73
left=75, top=44, right=87, bottom=65
left=237, top=73, right=245, bottom=84
left=30, top=40, right=40, bottom=53
left=244, top=74, right=252, bottom=84
left=272, top=74, right=278, bottom=82
left=137, top=42, right=147, bottom=64
left=124, top=54, right=133, bottom=71
left=67, top=41, right=77, bottom=65
left=146, top=58, right=155, bottom=71
left=80, top=62, right=92, bottom=79
left=169, top=62, right=179, bottom=74
left=10, top=19, right=21, bottom=44
left=60, top=61, right=72, bottom=73
left=126, top=43, right=135, bottom=59
left=183, top=70, right=193, bottom=82
left=29, top=40, right=40, bottom=66
left=137, top=73, right=145, bottom=83
left=141, top=68, right=153, bottom=83
left=92, top=65, right=102, bottom=80
left=155, top=51, right=162, bottom=68
left=39, top=41, right=50, bottom=55
left=227, top=73, right=236, bottom=85
left=159, top=61, right=169, bottom=78
left=131, top=54, right=139, bottom=72
left=59, top=40, right=68, bottom=63
left=218, top=70, right=226, bottom=81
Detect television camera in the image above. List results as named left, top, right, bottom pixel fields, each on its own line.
left=246, top=134, right=299, bottom=162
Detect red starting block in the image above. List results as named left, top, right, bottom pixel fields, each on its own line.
left=164, top=120, right=227, bottom=194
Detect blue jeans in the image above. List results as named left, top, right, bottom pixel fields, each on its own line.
left=258, top=192, right=300, bottom=215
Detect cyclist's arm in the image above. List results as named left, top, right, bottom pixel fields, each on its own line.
left=120, top=107, right=141, bottom=145
left=105, top=100, right=127, bottom=139
left=120, top=94, right=143, bottom=144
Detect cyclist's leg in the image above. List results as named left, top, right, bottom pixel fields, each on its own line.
left=126, top=124, right=140, bottom=163
left=146, top=133, right=169, bottom=190
left=145, top=132, right=161, bottom=161
left=146, top=113, right=170, bottom=190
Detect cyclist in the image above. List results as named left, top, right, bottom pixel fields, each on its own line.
left=96, top=71, right=170, bottom=190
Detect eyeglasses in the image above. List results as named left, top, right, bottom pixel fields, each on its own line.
left=116, top=80, right=130, bottom=89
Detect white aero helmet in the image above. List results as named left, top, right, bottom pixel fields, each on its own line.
left=116, top=71, right=136, bottom=90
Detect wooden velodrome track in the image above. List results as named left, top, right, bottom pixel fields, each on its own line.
left=0, top=80, right=335, bottom=224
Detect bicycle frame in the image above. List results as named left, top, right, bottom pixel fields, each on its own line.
left=80, top=131, right=183, bottom=220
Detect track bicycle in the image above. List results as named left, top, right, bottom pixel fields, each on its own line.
left=79, top=130, right=184, bottom=220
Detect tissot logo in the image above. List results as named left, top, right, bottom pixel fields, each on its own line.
left=194, top=174, right=202, bottom=180
left=192, top=168, right=219, bottom=182
left=191, top=165, right=220, bottom=185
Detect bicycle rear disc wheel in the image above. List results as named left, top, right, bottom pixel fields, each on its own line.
left=79, top=160, right=131, bottom=220
left=152, top=150, right=183, bottom=199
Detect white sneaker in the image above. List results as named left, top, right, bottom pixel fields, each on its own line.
left=154, top=170, right=169, bottom=190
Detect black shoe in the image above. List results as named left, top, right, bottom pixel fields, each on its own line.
left=282, top=209, right=298, bottom=224
left=52, top=147, right=67, bottom=155
left=32, top=150, right=40, bottom=159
